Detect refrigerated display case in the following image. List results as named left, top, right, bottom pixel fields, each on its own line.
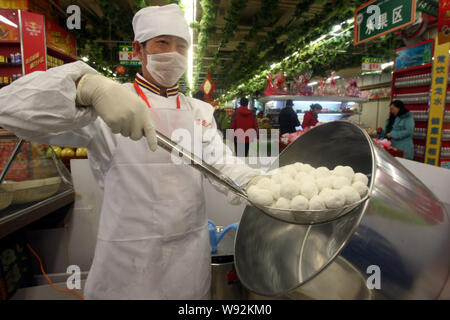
left=259, top=95, right=367, bottom=130
left=0, top=131, right=74, bottom=240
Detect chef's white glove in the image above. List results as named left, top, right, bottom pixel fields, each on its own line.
left=76, top=73, right=157, bottom=151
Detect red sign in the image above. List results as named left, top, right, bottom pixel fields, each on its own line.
left=438, top=0, right=450, bottom=45
left=0, top=9, right=19, bottom=42
left=20, top=11, right=46, bottom=74
left=200, top=72, right=216, bottom=103
left=45, top=18, right=77, bottom=58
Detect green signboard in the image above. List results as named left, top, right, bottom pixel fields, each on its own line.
left=119, top=44, right=141, bottom=66
left=362, top=57, right=384, bottom=74
left=354, top=0, right=417, bottom=45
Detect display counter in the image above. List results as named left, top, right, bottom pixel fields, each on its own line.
left=0, top=134, right=74, bottom=239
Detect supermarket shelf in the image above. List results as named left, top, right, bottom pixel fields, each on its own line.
left=46, top=46, right=77, bottom=62
left=0, top=62, right=22, bottom=67
left=0, top=40, right=20, bottom=45
left=0, top=188, right=74, bottom=239
left=394, top=80, right=431, bottom=88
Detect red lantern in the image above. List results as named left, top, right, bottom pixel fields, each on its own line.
left=200, top=71, right=216, bottom=102
left=115, top=65, right=126, bottom=75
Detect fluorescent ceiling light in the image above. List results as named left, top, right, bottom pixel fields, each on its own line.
left=182, top=0, right=196, bottom=92
left=0, top=15, right=17, bottom=28
left=310, top=35, right=327, bottom=46
left=332, top=24, right=342, bottom=33
left=381, top=61, right=394, bottom=69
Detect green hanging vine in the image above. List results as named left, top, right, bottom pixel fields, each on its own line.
left=225, top=0, right=355, bottom=90
left=193, top=0, right=216, bottom=89
left=219, top=28, right=398, bottom=102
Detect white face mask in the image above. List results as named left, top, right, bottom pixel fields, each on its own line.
left=146, top=52, right=187, bottom=88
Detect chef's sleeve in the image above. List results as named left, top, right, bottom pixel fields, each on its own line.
left=0, top=61, right=98, bottom=145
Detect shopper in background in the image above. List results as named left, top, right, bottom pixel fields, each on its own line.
left=302, top=103, right=322, bottom=130
left=279, top=99, right=300, bottom=135
left=378, top=100, right=415, bottom=160
left=231, top=98, right=258, bottom=157
left=0, top=4, right=260, bottom=300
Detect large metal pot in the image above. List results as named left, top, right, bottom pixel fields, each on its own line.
left=235, top=121, right=449, bottom=299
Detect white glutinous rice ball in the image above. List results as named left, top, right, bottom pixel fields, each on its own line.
left=269, top=183, right=281, bottom=200
left=274, top=197, right=291, bottom=209
left=313, top=166, right=331, bottom=179
left=319, top=187, right=333, bottom=200
left=341, top=166, right=355, bottom=181
left=352, top=181, right=369, bottom=197
left=333, top=165, right=344, bottom=175
left=316, top=177, right=333, bottom=191
left=340, top=186, right=361, bottom=205
left=272, top=173, right=291, bottom=184
left=300, top=181, right=319, bottom=200
left=324, top=190, right=346, bottom=209
left=302, top=174, right=316, bottom=185
left=353, top=172, right=369, bottom=186
left=301, top=163, right=314, bottom=173
left=256, top=177, right=274, bottom=190
left=280, top=180, right=300, bottom=200
left=332, top=176, right=351, bottom=189
left=309, top=195, right=326, bottom=210
left=293, top=162, right=304, bottom=172
left=247, top=185, right=273, bottom=207
left=281, top=165, right=297, bottom=178
left=291, top=195, right=309, bottom=210
left=294, top=171, right=307, bottom=182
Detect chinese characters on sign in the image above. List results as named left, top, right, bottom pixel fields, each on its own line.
left=425, top=41, right=449, bottom=166
left=354, top=0, right=416, bottom=45
left=362, top=57, right=383, bottom=74
left=119, top=45, right=141, bottom=66
left=20, top=11, right=46, bottom=74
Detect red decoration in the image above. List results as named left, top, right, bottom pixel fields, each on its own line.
left=264, top=74, right=275, bottom=96
left=115, top=65, right=126, bottom=75
left=438, top=0, right=450, bottom=44
left=200, top=71, right=216, bottom=102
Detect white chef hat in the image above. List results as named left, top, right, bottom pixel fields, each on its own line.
left=132, top=4, right=191, bottom=47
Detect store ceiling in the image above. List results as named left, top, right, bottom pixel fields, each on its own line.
left=52, top=0, right=357, bottom=93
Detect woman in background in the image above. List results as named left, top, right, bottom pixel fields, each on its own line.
left=378, top=100, right=415, bottom=160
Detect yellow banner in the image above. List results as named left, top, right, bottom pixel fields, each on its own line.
left=425, top=40, right=449, bottom=166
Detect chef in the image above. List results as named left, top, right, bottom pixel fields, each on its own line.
left=0, top=4, right=259, bottom=299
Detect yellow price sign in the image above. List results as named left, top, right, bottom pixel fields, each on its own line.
left=425, top=40, right=449, bottom=166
